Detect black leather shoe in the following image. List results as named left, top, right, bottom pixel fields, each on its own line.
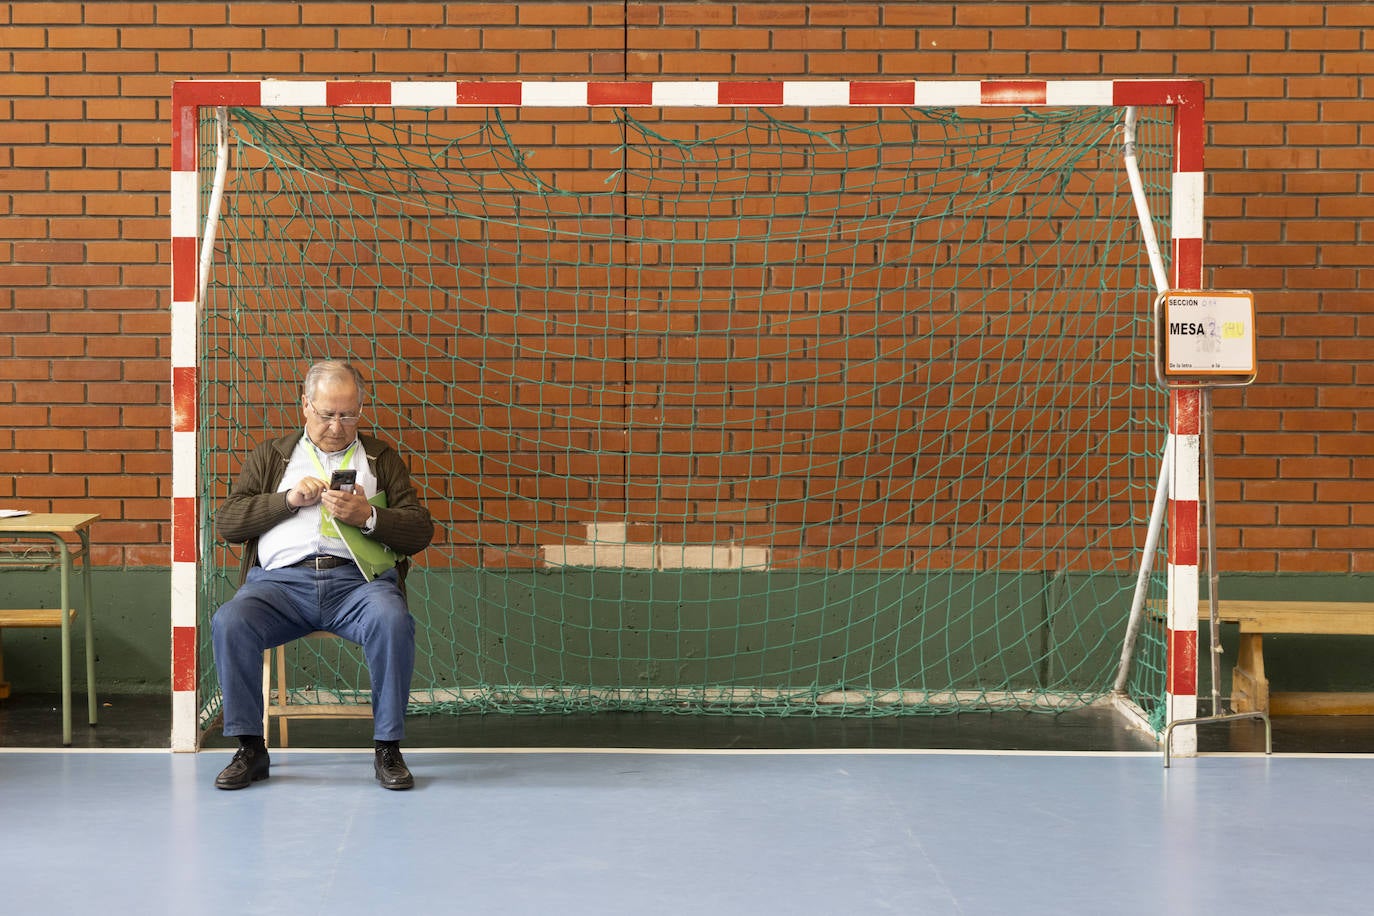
left=215, top=746, right=270, bottom=790
left=374, top=744, right=414, bottom=790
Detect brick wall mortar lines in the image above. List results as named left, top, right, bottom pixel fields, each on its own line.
left=0, top=2, right=1366, bottom=571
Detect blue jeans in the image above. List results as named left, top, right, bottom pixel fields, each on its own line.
left=211, top=564, right=415, bottom=741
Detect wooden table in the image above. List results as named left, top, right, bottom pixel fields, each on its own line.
left=0, top=512, right=100, bottom=745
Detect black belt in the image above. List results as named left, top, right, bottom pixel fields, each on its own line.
left=290, top=554, right=354, bottom=570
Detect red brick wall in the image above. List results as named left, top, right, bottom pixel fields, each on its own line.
left=1, top=2, right=1370, bottom=572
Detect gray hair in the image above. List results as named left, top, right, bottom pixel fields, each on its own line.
left=302, top=360, right=368, bottom=406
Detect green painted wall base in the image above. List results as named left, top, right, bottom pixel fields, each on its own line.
left=0, top=569, right=1368, bottom=698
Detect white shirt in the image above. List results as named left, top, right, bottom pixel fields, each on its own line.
left=257, top=434, right=378, bottom=570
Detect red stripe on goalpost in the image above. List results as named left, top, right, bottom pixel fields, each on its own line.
left=172, top=496, right=197, bottom=564
left=171, top=236, right=197, bottom=303
left=588, top=82, right=654, bottom=106
left=172, top=366, right=196, bottom=434
left=1167, top=629, right=1198, bottom=696
left=171, top=626, right=197, bottom=692
left=1174, top=238, right=1204, bottom=291
left=1169, top=500, right=1200, bottom=566
left=326, top=81, right=392, bottom=106
left=170, top=82, right=261, bottom=172
left=1113, top=79, right=1205, bottom=171
left=173, top=80, right=262, bottom=108
left=456, top=81, right=522, bottom=105
left=980, top=81, right=1047, bottom=105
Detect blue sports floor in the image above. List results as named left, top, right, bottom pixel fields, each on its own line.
left=3, top=747, right=1371, bottom=915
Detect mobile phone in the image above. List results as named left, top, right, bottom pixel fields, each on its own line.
left=329, top=469, right=357, bottom=492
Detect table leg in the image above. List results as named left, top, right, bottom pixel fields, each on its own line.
left=58, top=539, right=72, bottom=746
left=81, top=531, right=97, bottom=727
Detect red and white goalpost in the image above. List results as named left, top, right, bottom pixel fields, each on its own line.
left=169, top=78, right=1205, bottom=752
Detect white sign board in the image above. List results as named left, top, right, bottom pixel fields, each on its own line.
left=1159, top=290, right=1256, bottom=379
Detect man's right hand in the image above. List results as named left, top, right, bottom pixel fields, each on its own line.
left=286, top=475, right=329, bottom=510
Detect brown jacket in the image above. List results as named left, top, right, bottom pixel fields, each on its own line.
left=215, top=431, right=434, bottom=586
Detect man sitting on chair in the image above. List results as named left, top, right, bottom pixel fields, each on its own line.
left=211, top=360, right=434, bottom=790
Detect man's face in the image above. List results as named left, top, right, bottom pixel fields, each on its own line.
left=302, top=375, right=363, bottom=453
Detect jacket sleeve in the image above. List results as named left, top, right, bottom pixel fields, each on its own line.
left=370, top=444, right=435, bottom=558
left=215, top=441, right=295, bottom=545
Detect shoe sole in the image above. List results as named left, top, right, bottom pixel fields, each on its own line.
left=375, top=769, right=414, bottom=790
left=215, top=770, right=269, bottom=790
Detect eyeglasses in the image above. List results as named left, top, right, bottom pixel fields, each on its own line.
left=308, top=400, right=363, bottom=427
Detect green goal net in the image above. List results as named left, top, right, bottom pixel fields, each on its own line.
left=195, top=99, right=1172, bottom=732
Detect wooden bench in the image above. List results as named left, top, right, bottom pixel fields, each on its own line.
left=1219, top=600, right=1374, bottom=716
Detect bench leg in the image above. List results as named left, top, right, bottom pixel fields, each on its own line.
left=1231, top=633, right=1270, bottom=715
left=262, top=649, right=272, bottom=748
left=261, top=645, right=295, bottom=748
left=276, top=644, right=290, bottom=748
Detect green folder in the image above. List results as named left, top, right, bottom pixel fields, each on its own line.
left=336, top=492, right=399, bottom=581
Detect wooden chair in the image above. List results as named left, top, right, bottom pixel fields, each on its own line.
left=262, top=631, right=373, bottom=747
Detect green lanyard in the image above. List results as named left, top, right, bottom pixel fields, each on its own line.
left=306, top=440, right=356, bottom=538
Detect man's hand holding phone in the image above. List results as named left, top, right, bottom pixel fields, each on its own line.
left=286, top=469, right=367, bottom=524
left=320, top=468, right=370, bottom=526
